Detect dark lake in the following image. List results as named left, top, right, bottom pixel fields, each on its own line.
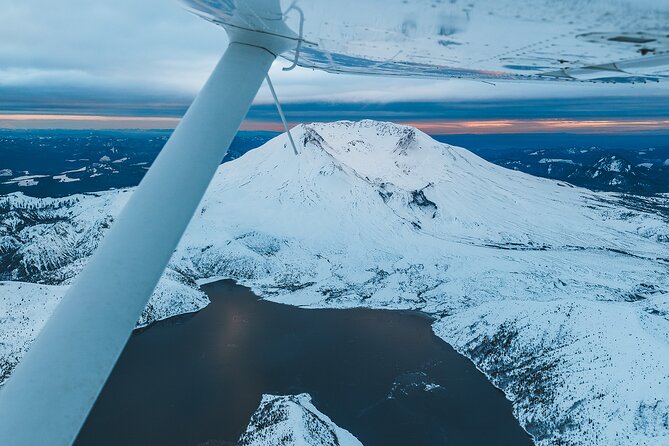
left=76, top=280, right=534, bottom=446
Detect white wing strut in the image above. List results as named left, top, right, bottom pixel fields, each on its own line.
left=0, top=42, right=275, bottom=445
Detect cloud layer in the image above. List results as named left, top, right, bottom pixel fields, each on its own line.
left=1, top=0, right=668, bottom=121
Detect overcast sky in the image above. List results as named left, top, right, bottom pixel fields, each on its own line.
left=1, top=0, right=668, bottom=131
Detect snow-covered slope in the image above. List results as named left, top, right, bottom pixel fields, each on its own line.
left=0, top=278, right=207, bottom=385
left=0, top=191, right=209, bottom=383
left=434, top=298, right=669, bottom=445
left=238, top=394, right=363, bottom=446
left=1, top=120, right=668, bottom=445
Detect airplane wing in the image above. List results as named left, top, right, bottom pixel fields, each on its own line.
left=184, top=0, right=669, bottom=83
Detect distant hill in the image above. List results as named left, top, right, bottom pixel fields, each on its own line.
left=435, top=133, right=669, bottom=195
left=0, top=129, right=278, bottom=197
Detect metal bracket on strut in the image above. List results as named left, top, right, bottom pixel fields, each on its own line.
left=282, top=3, right=305, bottom=72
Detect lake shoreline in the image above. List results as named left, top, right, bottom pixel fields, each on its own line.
left=77, top=279, right=534, bottom=446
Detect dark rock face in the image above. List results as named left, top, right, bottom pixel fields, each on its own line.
left=409, top=187, right=438, bottom=218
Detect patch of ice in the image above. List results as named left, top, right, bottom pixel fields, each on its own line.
left=538, top=158, right=576, bottom=164
left=52, top=174, right=80, bottom=183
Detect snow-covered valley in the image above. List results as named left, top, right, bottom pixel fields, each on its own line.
left=1, top=120, right=668, bottom=445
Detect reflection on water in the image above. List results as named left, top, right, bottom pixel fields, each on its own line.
left=76, top=280, right=533, bottom=446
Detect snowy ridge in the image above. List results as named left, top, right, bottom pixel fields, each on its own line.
left=434, top=298, right=669, bottom=444
left=0, top=192, right=209, bottom=383
left=238, top=394, right=363, bottom=446
left=1, top=120, right=669, bottom=445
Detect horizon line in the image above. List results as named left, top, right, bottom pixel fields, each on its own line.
left=2, top=113, right=669, bottom=134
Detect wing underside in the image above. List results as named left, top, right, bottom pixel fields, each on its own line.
left=183, top=0, right=669, bottom=83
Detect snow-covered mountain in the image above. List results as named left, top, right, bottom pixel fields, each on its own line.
left=1, top=120, right=669, bottom=445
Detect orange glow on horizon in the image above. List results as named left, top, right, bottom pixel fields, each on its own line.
left=403, top=119, right=669, bottom=134
left=0, top=114, right=178, bottom=122
left=239, top=120, right=286, bottom=131
left=1, top=113, right=668, bottom=134
left=0, top=114, right=180, bottom=130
